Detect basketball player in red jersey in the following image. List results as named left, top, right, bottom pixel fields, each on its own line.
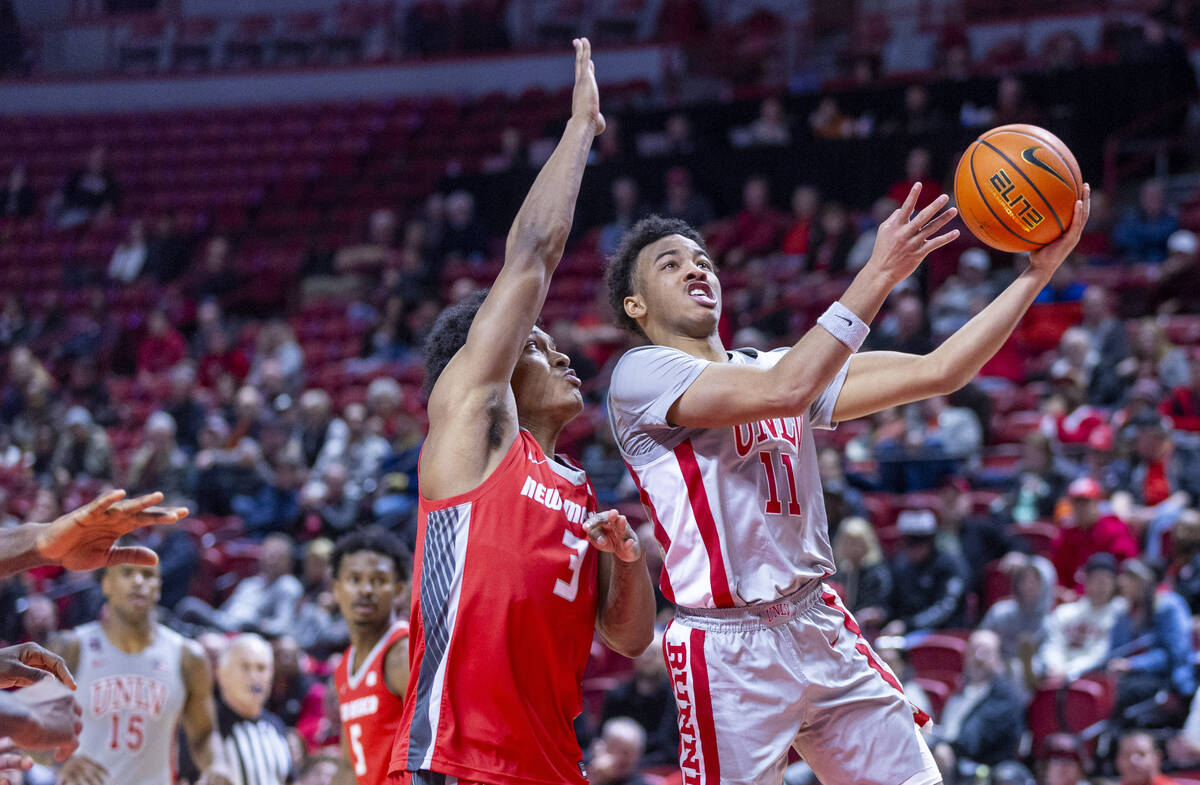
left=389, top=39, right=656, bottom=785
left=332, top=527, right=411, bottom=785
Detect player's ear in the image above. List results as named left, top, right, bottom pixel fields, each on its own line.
left=623, top=294, right=646, bottom=322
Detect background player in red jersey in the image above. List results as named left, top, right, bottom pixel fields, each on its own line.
left=388, top=39, right=655, bottom=785
left=331, top=527, right=411, bottom=785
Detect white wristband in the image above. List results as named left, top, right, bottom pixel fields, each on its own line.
left=817, top=301, right=869, bottom=351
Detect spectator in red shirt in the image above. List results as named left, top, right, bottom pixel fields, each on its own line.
left=1052, top=477, right=1140, bottom=590
left=886, top=147, right=942, bottom=212
left=1041, top=363, right=1106, bottom=449
left=137, top=309, right=186, bottom=377
left=1160, top=348, right=1200, bottom=432
left=780, top=184, right=821, bottom=258
left=706, top=175, right=782, bottom=266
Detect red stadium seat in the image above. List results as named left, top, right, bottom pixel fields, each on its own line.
left=914, top=677, right=950, bottom=721
left=908, top=634, right=967, bottom=681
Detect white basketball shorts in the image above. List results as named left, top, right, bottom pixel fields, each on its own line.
left=662, top=581, right=940, bottom=785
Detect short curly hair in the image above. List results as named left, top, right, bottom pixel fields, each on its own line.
left=331, top=525, right=412, bottom=582
left=604, top=215, right=707, bottom=334
left=422, top=289, right=489, bottom=396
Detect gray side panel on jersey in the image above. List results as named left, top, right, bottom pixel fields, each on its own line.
left=407, top=502, right=471, bottom=770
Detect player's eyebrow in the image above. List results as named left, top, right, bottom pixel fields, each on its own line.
left=654, top=248, right=679, bottom=263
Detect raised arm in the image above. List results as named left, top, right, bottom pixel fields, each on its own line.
left=832, top=186, right=1090, bottom=422
left=667, top=185, right=959, bottom=428
left=421, top=39, right=603, bottom=498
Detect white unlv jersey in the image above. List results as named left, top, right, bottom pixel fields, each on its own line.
left=73, top=621, right=187, bottom=785
left=609, top=345, right=848, bottom=607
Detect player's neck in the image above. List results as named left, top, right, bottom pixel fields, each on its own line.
left=101, top=611, right=156, bottom=653
left=348, top=617, right=393, bottom=666
left=519, top=415, right=563, bottom=459
left=646, top=325, right=726, bottom=362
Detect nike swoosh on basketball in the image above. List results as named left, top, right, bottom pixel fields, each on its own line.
left=1020, top=147, right=1070, bottom=186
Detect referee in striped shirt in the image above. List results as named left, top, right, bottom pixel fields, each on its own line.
left=210, top=633, right=295, bottom=785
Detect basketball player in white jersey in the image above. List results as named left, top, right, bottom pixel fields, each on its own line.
left=604, top=182, right=1090, bottom=785
left=51, top=559, right=232, bottom=785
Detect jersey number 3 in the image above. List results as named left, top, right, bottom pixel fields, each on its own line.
left=553, top=531, right=589, bottom=602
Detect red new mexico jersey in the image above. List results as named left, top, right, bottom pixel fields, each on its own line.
left=390, top=429, right=600, bottom=785
left=335, top=620, right=410, bottom=785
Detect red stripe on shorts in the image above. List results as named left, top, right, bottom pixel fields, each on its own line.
left=673, top=441, right=735, bottom=607
left=625, top=460, right=676, bottom=604
left=821, top=591, right=932, bottom=728
left=689, top=627, right=721, bottom=784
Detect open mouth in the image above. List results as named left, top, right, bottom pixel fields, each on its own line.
left=687, top=281, right=717, bottom=308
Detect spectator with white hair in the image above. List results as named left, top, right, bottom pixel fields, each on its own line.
left=589, top=717, right=650, bottom=785
left=296, top=389, right=345, bottom=467
left=177, top=533, right=303, bottom=638
left=1151, top=229, right=1200, bottom=314
left=125, top=411, right=190, bottom=500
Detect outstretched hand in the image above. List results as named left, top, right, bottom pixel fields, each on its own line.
left=1029, top=183, right=1091, bottom=274
left=866, top=183, right=959, bottom=286
left=36, top=490, right=187, bottom=572
left=0, top=738, right=32, bottom=785
left=571, top=38, right=604, bottom=136
left=584, top=510, right=643, bottom=563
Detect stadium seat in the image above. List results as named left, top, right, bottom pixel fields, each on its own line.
left=908, top=634, right=967, bottom=681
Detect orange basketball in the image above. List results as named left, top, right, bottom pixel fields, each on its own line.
left=952, top=124, right=1082, bottom=253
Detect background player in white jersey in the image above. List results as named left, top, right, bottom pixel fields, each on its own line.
left=604, top=182, right=1090, bottom=785
left=51, top=558, right=231, bottom=785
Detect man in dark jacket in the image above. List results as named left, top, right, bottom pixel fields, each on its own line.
left=933, top=629, right=1025, bottom=773
left=886, top=509, right=969, bottom=633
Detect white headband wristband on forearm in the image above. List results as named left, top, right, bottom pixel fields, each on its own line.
left=817, top=301, right=869, bottom=351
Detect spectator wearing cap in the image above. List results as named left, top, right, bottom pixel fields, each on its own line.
left=658, top=167, right=714, bottom=230
left=50, top=405, right=113, bottom=485
left=931, top=248, right=998, bottom=340
left=1108, top=559, right=1194, bottom=727
left=1159, top=348, right=1200, bottom=432
left=932, top=629, right=1025, bottom=771
left=1116, top=729, right=1180, bottom=785
left=1081, top=286, right=1132, bottom=407
left=1041, top=733, right=1090, bottom=785
left=1113, top=180, right=1178, bottom=264
left=884, top=509, right=969, bottom=633
left=1038, top=553, right=1126, bottom=681
left=1051, top=477, right=1139, bottom=590
left=1150, top=230, right=1200, bottom=315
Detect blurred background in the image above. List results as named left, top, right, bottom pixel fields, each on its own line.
left=2, top=1, right=1200, bottom=784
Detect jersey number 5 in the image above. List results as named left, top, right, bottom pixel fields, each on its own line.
left=349, top=723, right=367, bottom=776
left=758, top=451, right=802, bottom=516
left=109, top=713, right=145, bottom=751
left=553, top=531, right=589, bottom=601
